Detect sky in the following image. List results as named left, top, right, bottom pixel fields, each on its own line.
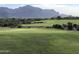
left=0, top=4, right=79, bottom=16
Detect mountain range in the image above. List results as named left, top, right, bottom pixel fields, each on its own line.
left=0, top=5, right=68, bottom=18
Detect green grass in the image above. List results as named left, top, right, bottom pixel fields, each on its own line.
left=22, top=19, right=79, bottom=26
left=0, top=28, right=79, bottom=53
left=0, top=19, right=79, bottom=54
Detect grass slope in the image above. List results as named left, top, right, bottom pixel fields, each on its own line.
left=0, top=28, right=79, bottom=53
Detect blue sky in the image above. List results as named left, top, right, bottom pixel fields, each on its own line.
left=0, top=4, right=25, bottom=9
left=0, top=4, right=79, bottom=16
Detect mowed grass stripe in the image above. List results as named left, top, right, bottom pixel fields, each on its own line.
left=0, top=28, right=70, bottom=34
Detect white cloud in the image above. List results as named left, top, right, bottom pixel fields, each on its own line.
left=32, top=4, right=79, bottom=16
left=52, top=5, right=79, bottom=16
left=0, top=0, right=79, bottom=4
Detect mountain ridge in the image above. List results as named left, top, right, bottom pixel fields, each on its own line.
left=0, top=5, right=68, bottom=18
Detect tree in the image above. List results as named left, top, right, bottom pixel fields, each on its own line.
left=56, top=16, right=62, bottom=20
left=67, top=22, right=73, bottom=30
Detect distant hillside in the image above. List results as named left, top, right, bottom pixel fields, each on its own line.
left=0, top=5, right=68, bottom=18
